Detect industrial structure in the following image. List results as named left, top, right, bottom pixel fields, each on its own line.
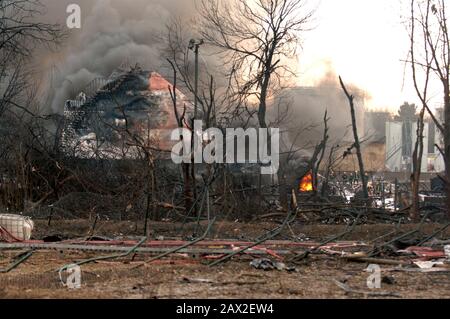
left=385, top=118, right=444, bottom=173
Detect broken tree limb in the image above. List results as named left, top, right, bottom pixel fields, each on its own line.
left=288, top=210, right=363, bottom=263
left=333, top=280, right=401, bottom=298
left=368, top=229, right=399, bottom=245
left=339, top=76, right=368, bottom=200
left=209, top=199, right=298, bottom=267
left=0, top=243, right=293, bottom=256
left=368, top=229, right=420, bottom=257
left=0, top=250, right=33, bottom=273
left=417, top=222, right=450, bottom=246
left=133, top=217, right=216, bottom=269
left=368, top=212, right=431, bottom=257
left=344, top=255, right=410, bottom=266
left=368, top=219, right=403, bottom=244
left=59, top=237, right=148, bottom=272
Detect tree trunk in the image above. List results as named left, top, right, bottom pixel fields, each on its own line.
left=183, top=163, right=194, bottom=214
left=410, top=108, right=425, bottom=221
left=278, top=170, right=288, bottom=211
left=444, top=87, right=450, bottom=220
left=339, top=76, right=368, bottom=200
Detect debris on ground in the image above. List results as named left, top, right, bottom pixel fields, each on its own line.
left=413, top=260, right=446, bottom=269
left=0, top=219, right=448, bottom=298
left=250, top=258, right=287, bottom=271
left=381, top=275, right=396, bottom=285
left=333, top=280, right=402, bottom=298
left=181, top=277, right=214, bottom=284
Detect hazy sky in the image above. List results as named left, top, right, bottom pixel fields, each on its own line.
left=299, top=0, right=442, bottom=111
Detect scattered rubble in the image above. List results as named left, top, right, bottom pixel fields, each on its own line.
left=250, top=259, right=292, bottom=271
left=333, top=280, right=402, bottom=298
left=0, top=219, right=448, bottom=298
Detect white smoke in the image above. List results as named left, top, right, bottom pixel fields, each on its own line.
left=269, top=66, right=370, bottom=149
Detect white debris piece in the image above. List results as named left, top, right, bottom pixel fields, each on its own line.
left=445, top=245, right=450, bottom=261
left=413, top=260, right=445, bottom=269
left=0, top=214, right=34, bottom=241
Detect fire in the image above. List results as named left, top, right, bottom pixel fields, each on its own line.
left=299, top=172, right=314, bottom=192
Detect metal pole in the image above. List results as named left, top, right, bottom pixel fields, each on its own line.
left=394, top=178, right=398, bottom=212
left=188, top=39, right=203, bottom=217
left=189, top=39, right=202, bottom=119
left=194, top=44, right=199, bottom=120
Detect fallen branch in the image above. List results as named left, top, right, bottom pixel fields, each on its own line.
left=288, top=210, right=363, bottom=263
left=59, top=237, right=148, bottom=272
left=0, top=250, right=33, bottom=273
left=333, top=280, right=401, bottom=298
left=132, top=217, right=216, bottom=269
left=368, top=213, right=431, bottom=257
left=417, top=222, right=450, bottom=246
left=344, top=255, right=410, bottom=266
left=209, top=196, right=298, bottom=267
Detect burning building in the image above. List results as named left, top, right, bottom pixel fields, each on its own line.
left=299, top=171, right=315, bottom=193
left=62, top=66, right=192, bottom=158
left=271, top=85, right=367, bottom=150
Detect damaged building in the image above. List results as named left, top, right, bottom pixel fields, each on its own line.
left=361, top=109, right=445, bottom=174
left=384, top=105, right=445, bottom=173
left=62, top=66, right=192, bottom=159
left=385, top=119, right=445, bottom=173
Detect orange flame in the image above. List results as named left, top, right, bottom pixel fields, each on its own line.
left=299, top=172, right=314, bottom=192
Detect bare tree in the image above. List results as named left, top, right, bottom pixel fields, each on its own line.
left=0, top=0, right=63, bottom=212
left=167, top=58, right=194, bottom=214
left=0, top=0, right=61, bottom=55
left=199, top=0, right=313, bottom=128
left=0, top=0, right=62, bottom=117
left=314, top=111, right=329, bottom=191
left=410, top=106, right=425, bottom=221
left=339, top=76, right=369, bottom=200
left=408, top=0, right=449, bottom=218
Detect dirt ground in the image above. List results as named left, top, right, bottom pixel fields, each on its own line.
left=0, top=220, right=449, bottom=299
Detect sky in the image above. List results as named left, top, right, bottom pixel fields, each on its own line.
left=299, top=0, right=443, bottom=112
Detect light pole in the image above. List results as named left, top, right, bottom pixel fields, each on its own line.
left=189, top=39, right=204, bottom=120
left=187, top=39, right=204, bottom=217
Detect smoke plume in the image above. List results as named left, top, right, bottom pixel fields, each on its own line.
left=270, top=65, right=370, bottom=150
left=37, top=0, right=370, bottom=147
left=38, top=0, right=197, bottom=113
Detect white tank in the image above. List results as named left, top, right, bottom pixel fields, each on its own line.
left=0, top=214, right=34, bottom=241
